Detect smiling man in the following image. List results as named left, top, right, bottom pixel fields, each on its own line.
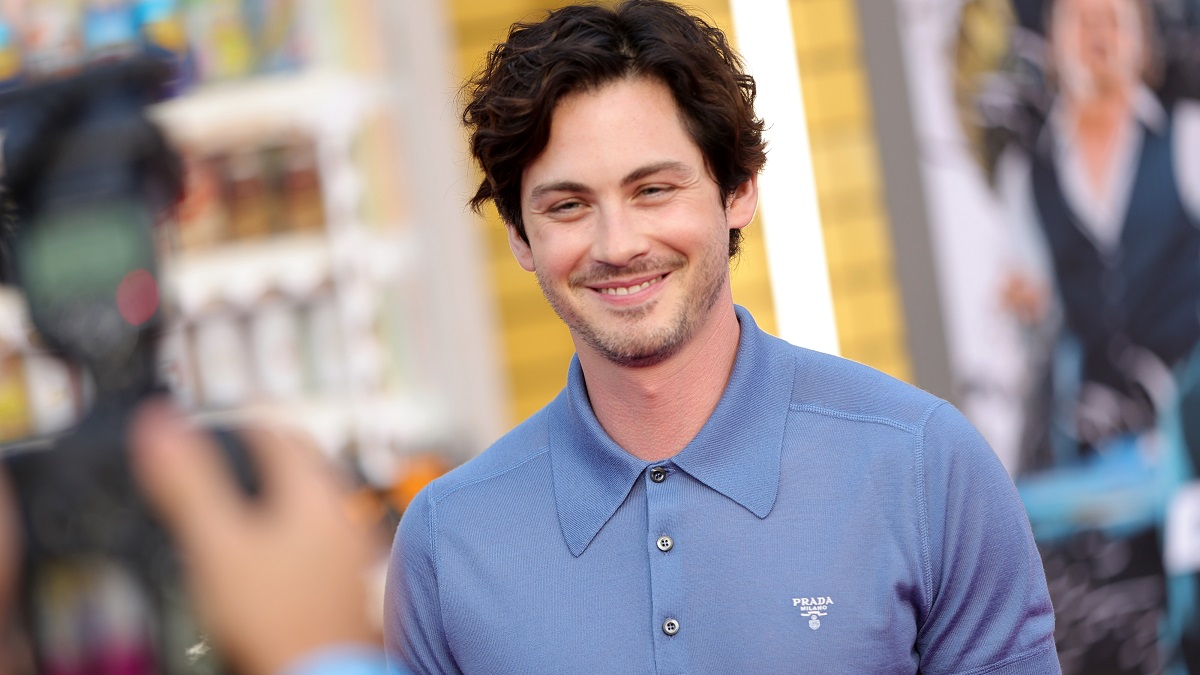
left=384, top=2, right=1059, bottom=673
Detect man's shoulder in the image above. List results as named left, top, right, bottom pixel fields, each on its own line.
left=777, top=338, right=945, bottom=435
left=773, top=340, right=1001, bottom=474
left=417, top=393, right=560, bottom=506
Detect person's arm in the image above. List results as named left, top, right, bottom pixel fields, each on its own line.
left=914, top=402, right=1060, bottom=674
left=995, top=145, right=1056, bottom=327
left=384, top=487, right=461, bottom=675
left=128, top=402, right=387, bottom=675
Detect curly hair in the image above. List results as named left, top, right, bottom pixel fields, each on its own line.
left=462, top=0, right=766, bottom=258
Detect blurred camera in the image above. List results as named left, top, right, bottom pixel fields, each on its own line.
left=0, top=55, right=256, bottom=674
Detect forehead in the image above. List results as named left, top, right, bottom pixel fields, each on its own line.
left=521, top=76, right=703, bottom=191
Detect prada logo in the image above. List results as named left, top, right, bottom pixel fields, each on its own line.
left=792, top=596, right=834, bottom=630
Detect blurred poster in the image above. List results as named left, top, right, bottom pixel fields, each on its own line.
left=896, top=0, right=1200, bottom=671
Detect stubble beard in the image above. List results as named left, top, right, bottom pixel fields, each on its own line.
left=536, top=234, right=731, bottom=368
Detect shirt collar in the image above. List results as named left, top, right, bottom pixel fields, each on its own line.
left=1039, top=84, right=1167, bottom=154
left=549, top=306, right=796, bottom=557
left=1132, top=85, right=1167, bottom=132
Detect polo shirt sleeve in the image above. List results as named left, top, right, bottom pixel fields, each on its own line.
left=384, top=488, right=462, bottom=675
left=915, top=402, right=1060, bottom=674
left=278, top=645, right=395, bottom=675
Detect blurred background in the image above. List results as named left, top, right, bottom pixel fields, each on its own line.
left=1, top=0, right=1199, bottom=673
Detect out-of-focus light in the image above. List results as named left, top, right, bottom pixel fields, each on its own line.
left=116, top=268, right=158, bottom=326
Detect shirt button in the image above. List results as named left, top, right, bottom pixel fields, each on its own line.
left=662, top=618, right=680, bottom=636
left=649, top=467, right=667, bottom=483
left=656, top=535, right=673, bottom=552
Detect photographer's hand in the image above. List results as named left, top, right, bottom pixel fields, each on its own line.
left=129, top=402, right=382, bottom=675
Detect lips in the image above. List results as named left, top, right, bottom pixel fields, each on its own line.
left=590, top=273, right=667, bottom=297
left=595, top=274, right=667, bottom=296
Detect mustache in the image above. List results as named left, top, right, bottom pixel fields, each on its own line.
left=568, top=255, right=686, bottom=287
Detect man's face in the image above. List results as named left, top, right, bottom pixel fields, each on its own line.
left=510, top=76, right=757, bottom=368
left=1052, top=0, right=1143, bottom=100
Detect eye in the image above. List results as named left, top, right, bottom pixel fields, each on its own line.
left=548, top=200, right=583, bottom=214
left=638, top=185, right=674, bottom=199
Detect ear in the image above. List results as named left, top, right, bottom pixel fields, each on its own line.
left=507, top=223, right=536, bottom=272
left=725, top=175, right=759, bottom=231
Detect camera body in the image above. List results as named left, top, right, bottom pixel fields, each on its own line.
left=0, top=56, right=256, bottom=673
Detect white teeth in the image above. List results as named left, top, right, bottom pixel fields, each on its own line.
left=600, top=275, right=662, bottom=296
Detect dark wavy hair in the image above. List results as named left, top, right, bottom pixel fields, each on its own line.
left=462, top=0, right=766, bottom=257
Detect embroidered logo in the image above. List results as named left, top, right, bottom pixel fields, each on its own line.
left=793, top=596, right=833, bottom=630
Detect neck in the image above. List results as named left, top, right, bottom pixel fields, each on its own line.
left=1066, top=84, right=1133, bottom=133
left=1063, top=86, right=1135, bottom=193
left=575, top=296, right=741, bottom=462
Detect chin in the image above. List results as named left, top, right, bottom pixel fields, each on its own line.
left=596, top=344, right=679, bottom=368
left=584, top=323, right=690, bottom=368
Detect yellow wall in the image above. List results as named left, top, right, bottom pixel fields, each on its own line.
left=447, top=0, right=909, bottom=427
left=791, top=0, right=913, bottom=381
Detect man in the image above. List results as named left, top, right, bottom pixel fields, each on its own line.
left=385, top=1, right=1058, bottom=672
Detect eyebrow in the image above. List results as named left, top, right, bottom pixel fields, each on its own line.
left=528, top=180, right=591, bottom=203
left=621, top=161, right=692, bottom=185
left=527, top=161, right=694, bottom=202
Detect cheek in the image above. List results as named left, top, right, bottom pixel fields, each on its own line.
left=529, top=230, right=589, bottom=280
left=652, top=198, right=727, bottom=239
left=667, top=208, right=733, bottom=252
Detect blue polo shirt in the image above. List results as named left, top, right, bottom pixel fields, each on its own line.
left=385, top=307, right=1058, bottom=674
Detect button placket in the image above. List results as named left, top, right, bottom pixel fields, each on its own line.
left=646, top=462, right=684, bottom=670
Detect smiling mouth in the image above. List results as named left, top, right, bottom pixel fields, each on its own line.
left=595, top=274, right=667, bottom=296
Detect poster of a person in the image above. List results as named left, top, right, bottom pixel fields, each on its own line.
left=900, top=0, right=1200, bottom=670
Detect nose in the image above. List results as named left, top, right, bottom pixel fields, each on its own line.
left=590, top=204, right=649, bottom=267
